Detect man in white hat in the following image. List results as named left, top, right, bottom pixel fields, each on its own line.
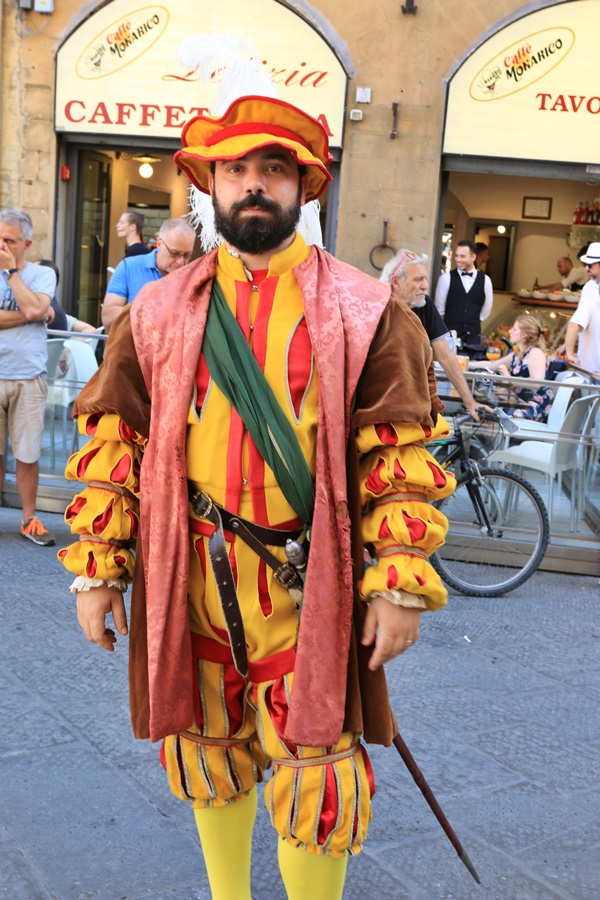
left=565, top=241, right=600, bottom=380
left=59, top=84, right=455, bottom=899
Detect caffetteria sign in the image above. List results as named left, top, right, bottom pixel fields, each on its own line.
left=443, top=0, right=599, bottom=165
left=55, top=0, right=347, bottom=146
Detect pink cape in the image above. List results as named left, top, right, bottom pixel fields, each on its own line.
left=130, top=246, right=390, bottom=745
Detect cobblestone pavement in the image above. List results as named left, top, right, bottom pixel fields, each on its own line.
left=1, top=505, right=599, bottom=899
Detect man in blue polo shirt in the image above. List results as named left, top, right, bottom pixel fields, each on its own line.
left=102, top=217, right=196, bottom=331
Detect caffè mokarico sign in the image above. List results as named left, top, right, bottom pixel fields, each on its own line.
left=443, top=0, right=600, bottom=165
left=55, top=0, right=347, bottom=147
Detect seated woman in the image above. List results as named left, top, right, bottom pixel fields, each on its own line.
left=470, top=315, right=554, bottom=422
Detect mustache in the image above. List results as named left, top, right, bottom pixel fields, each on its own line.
left=232, top=193, right=280, bottom=214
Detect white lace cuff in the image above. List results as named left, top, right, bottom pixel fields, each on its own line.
left=369, top=589, right=427, bottom=610
left=69, top=575, right=128, bottom=594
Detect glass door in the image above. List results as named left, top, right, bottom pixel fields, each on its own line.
left=75, top=151, right=111, bottom=326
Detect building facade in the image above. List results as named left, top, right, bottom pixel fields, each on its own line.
left=1, top=0, right=599, bottom=325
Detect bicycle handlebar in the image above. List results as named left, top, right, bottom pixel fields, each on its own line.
left=453, top=407, right=519, bottom=434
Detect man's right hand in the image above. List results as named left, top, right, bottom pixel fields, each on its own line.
left=76, top=586, right=128, bottom=652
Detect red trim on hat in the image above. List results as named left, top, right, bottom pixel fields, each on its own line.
left=204, top=122, right=313, bottom=154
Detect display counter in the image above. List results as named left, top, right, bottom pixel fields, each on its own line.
left=510, top=295, right=580, bottom=313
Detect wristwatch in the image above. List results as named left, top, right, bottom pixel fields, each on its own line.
left=3, top=268, right=18, bottom=278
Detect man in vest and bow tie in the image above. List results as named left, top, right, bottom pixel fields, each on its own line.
left=435, top=239, right=494, bottom=358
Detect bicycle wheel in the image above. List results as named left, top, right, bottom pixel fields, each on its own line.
left=431, top=466, right=550, bottom=596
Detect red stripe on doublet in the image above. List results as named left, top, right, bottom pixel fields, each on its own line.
left=287, top=317, right=313, bottom=419
left=257, top=558, right=272, bottom=618
left=223, top=663, right=246, bottom=738
left=195, top=354, right=211, bottom=411
left=248, top=275, right=276, bottom=525
left=224, top=280, right=253, bottom=511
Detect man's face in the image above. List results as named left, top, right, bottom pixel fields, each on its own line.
left=585, top=261, right=600, bottom=283
left=393, top=263, right=429, bottom=308
left=454, top=246, right=476, bottom=271
left=476, top=248, right=489, bottom=267
left=0, top=222, right=30, bottom=266
left=155, top=229, right=195, bottom=275
left=556, top=258, right=571, bottom=277
left=209, top=145, right=307, bottom=255
left=116, top=214, right=136, bottom=239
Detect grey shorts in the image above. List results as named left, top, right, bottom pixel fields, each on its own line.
left=0, top=376, right=47, bottom=464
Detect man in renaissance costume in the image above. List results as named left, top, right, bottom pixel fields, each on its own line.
left=59, top=77, right=455, bottom=898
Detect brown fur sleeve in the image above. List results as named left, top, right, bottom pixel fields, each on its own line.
left=72, top=307, right=151, bottom=438
left=352, top=299, right=443, bottom=431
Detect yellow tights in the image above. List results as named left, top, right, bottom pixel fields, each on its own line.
left=193, top=789, right=348, bottom=900
left=278, top=837, right=348, bottom=900
left=194, top=789, right=257, bottom=900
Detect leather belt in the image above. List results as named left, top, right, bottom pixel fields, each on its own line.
left=188, top=484, right=306, bottom=678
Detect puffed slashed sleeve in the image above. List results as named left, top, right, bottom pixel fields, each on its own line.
left=351, top=299, right=455, bottom=612
left=58, top=412, right=145, bottom=581
left=58, top=308, right=151, bottom=582
left=356, top=417, right=455, bottom=611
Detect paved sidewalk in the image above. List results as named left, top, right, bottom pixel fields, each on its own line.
left=1, top=505, right=599, bottom=899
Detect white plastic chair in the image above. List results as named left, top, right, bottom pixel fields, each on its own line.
left=576, top=395, right=600, bottom=530
left=489, top=396, right=598, bottom=528
left=47, top=338, right=98, bottom=463
left=46, top=338, right=66, bottom=468
left=83, top=325, right=104, bottom=354
left=504, top=371, right=587, bottom=443
left=46, top=338, right=66, bottom=381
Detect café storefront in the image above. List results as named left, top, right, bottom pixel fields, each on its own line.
left=1, top=0, right=599, bottom=570
left=52, top=0, right=350, bottom=327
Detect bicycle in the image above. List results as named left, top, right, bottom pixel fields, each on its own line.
left=430, top=409, right=550, bottom=596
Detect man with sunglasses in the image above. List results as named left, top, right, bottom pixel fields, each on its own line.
left=101, top=216, right=196, bottom=331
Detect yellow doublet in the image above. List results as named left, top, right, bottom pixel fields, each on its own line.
left=186, top=235, right=317, bottom=657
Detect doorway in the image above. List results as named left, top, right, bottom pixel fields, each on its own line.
left=74, top=151, right=112, bottom=327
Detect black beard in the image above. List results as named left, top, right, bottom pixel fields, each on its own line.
left=212, top=188, right=302, bottom=255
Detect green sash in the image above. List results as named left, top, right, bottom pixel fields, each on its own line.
left=201, top=279, right=315, bottom=528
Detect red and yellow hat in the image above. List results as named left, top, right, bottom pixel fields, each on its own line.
left=175, top=95, right=333, bottom=202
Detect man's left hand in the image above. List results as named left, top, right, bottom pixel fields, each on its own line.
left=361, top=595, right=421, bottom=670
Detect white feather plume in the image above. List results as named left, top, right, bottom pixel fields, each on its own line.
left=178, top=34, right=277, bottom=115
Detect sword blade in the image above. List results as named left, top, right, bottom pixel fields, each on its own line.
left=392, top=732, right=481, bottom=885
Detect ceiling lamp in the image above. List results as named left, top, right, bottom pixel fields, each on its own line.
left=132, top=153, right=161, bottom=179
